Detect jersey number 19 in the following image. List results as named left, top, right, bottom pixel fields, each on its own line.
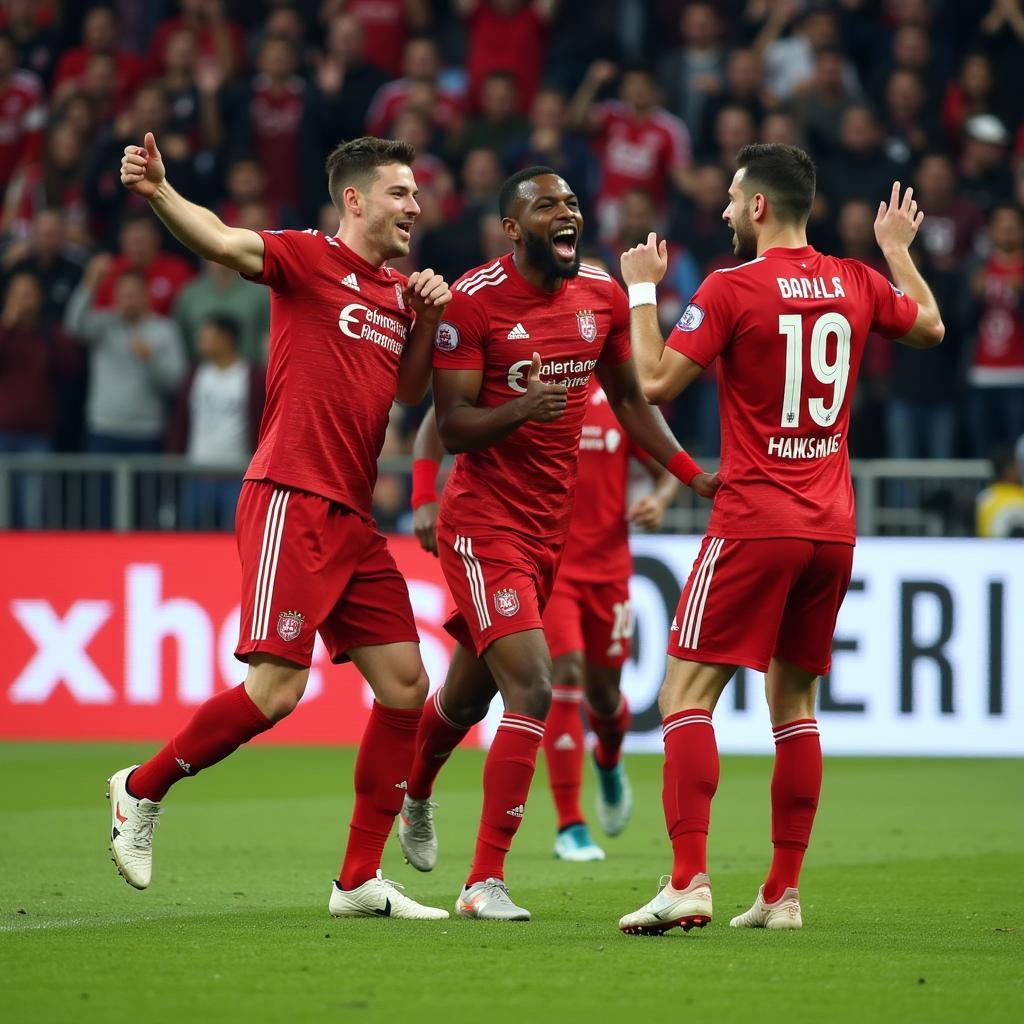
left=778, top=312, right=852, bottom=429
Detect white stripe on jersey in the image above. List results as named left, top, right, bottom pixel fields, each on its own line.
left=578, top=263, right=611, bottom=280
left=456, top=261, right=504, bottom=292
left=252, top=489, right=289, bottom=640
left=455, top=535, right=492, bottom=630
left=463, top=273, right=508, bottom=295
left=680, top=538, right=724, bottom=649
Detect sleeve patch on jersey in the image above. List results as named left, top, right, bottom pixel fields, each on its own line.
left=889, top=282, right=905, bottom=296
left=434, top=321, right=459, bottom=352
left=677, top=303, right=705, bottom=331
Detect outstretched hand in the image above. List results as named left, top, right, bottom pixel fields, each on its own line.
left=120, top=132, right=165, bottom=200
left=874, top=181, right=923, bottom=254
left=620, top=232, right=669, bottom=287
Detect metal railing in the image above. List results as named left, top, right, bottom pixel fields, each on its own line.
left=0, top=453, right=994, bottom=536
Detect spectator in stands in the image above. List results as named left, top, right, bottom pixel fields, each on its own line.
left=326, top=0, right=432, bottom=78
left=866, top=24, right=943, bottom=110
left=657, top=1, right=727, bottom=133
left=388, top=108, right=456, bottom=224
left=65, top=256, right=186, bottom=457
left=882, top=69, right=942, bottom=168
left=92, top=214, right=195, bottom=317
left=1, top=209, right=83, bottom=327
left=976, top=440, right=1024, bottom=538
left=218, top=156, right=283, bottom=228
left=148, top=0, right=244, bottom=81
left=458, top=0, right=555, bottom=114
left=158, top=26, right=224, bottom=152
left=791, top=47, right=860, bottom=158
left=709, top=103, right=757, bottom=177
left=569, top=60, right=692, bottom=240
left=168, top=315, right=264, bottom=531
left=51, top=6, right=143, bottom=111
left=965, top=204, right=1024, bottom=458
left=366, top=35, right=462, bottom=138
left=173, top=258, right=269, bottom=362
left=696, top=47, right=766, bottom=159
left=817, top=104, right=902, bottom=215
left=941, top=52, right=999, bottom=151
left=456, top=70, right=531, bottom=160
left=0, top=271, right=79, bottom=526
left=669, top=161, right=733, bottom=272
left=914, top=152, right=986, bottom=273
left=0, top=31, right=45, bottom=193
left=298, top=13, right=389, bottom=223
left=759, top=110, right=805, bottom=149
left=4, top=0, right=62, bottom=86
left=958, top=114, right=1015, bottom=214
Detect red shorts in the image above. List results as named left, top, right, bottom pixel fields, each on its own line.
left=437, top=522, right=562, bottom=656
left=234, top=481, right=418, bottom=667
left=542, top=575, right=633, bottom=668
left=667, top=536, right=854, bottom=676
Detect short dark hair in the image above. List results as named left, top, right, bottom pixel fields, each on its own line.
left=735, top=143, right=816, bottom=225
left=498, top=165, right=559, bottom=218
left=325, top=136, right=416, bottom=209
left=204, top=314, right=241, bottom=346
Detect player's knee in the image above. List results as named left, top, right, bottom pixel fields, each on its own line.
left=261, top=682, right=305, bottom=722
left=586, top=680, right=620, bottom=718
left=553, top=654, right=584, bottom=690
left=512, top=669, right=552, bottom=720
left=401, top=665, right=430, bottom=707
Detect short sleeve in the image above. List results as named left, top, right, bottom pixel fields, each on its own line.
left=665, top=271, right=735, bottom=366
left=598, top=281, right=632, bottom=366
left=432, top=289, right=488, bottom=370
left=864, top=264, right=919, bottom=340
left=242, top=230, right=327, bottom=293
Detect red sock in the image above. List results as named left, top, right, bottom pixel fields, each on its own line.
left=128, top=683, right=272, bottom=801
left=543, top=687, right=584, bottom=830
left=587, top=694, right=631, bottom=769
left=467, top=713, right=544, bottom=886
left=662, top=708, right=719, bottom=890
left=764, top=719, right=822, bottom=903
left=406, top=690, right=471, bottom=801
left=338, top=702, right=421, bottom=890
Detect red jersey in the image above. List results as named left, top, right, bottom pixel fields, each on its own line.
left=0, top=69, right=45, bottom=188
left=465, top=4, right=548, bottom=113
left=593, top=101, right=691, bottom=209
left=248, top=76, right=305, bottom=210
left=668, top=246, right=918, bottom=544
left=52, top=47, right=144, bottom=106
left=244, top=229, right=414, bottom=516
left=147, top=17, right=245, bottom=76
left=969, top=254, right=1024, bottom=386
left=433, top=256, right=631, bottom=541
left=94, top=254, right=196, bottom=316
left=348, top=0, right=409, bottom=76
left=366, top=79, right=463, bottom=137
left=559, top=382, right=647, bottom=583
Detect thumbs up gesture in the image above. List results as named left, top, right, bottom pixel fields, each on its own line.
left=519, top=351, right=569, bottom=423
left=120, top=132, right=166, bottom=200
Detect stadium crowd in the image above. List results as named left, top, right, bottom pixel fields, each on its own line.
left=0, top=0, right=1023, bottom=531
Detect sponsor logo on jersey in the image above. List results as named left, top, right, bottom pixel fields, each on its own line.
left=507, top=322, right=530, bottom=340
left=434, top=321, right=459, bottom=352
left=576, top=309, right=597, bottom=342
left=494, top=588, right=520, bottom=617
left=276, top=610, right=305, bottom=642
left=677, top=303, right=705, bottom=331
left=605, top=427, right=622, bottom=453
left=338, top=302, right=408, bottom=355
left=341, top=272, right=359, bottom=291
left=506, top=356, right=598, bottom=393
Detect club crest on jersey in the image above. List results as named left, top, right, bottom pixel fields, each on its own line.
left=435, top=321, right=459, bottom=352
left=276, top=610, right=305, bottom=643
left=576, top=309, right=597, bottom=343
left=493, top=588, right=520, bottom=617
left=395, top=283, right=405, bottom=310
left=677, top=304, right=705, bottom=332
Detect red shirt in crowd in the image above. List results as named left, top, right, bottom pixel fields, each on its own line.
left=464, top=2, right=550, bottom=113
left=94, top=254, right=196, bottom=316
left=52, top=47, right=144, bottom=107
left=347, top=0, right=411, bottom=76
left=147, top=15, right=245, bottom=77
left=969, top=253, right=1024, bottom=386
left=248, top=76, right=305, bottom=211
left=0, top=68, right=45, bottom=188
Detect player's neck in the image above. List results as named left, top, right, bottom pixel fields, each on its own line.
left=333, top=227, right=386, bottom=270
left=756, top=225, right=808, bottom=256
left=511, top=252, right=566, bottom=294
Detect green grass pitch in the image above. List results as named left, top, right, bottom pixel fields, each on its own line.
left=1, top=743, right=1021, bottom=1023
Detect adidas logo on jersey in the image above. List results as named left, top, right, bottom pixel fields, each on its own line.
left=553, top=732, right=577, bottom=752
left=507, top=804, right=526, bottom=818
left=507, top=322, right=530, bottom=340
left=670, top=617, right=679, bottom=631
left=341, top=272, right=359, bottom=291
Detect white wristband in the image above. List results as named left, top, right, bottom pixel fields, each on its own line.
left=628, top=282, right=657, bottom=308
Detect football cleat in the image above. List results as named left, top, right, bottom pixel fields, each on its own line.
left=554, top=822, right=606, bottom=862
left=329, top=871, right=449, bottom=919
left=456, top=878, right=531, bottom=921
left=618, top=873, right=712, bottom=935
left=594, top=758, right=633, bottom=837
left=730, top=885, right=802, bottom=930
left=107, top=766, right=162, bottom=890
left=397, top=795, right=438, bottom=872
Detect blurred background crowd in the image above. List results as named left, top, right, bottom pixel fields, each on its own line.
left=1, top=0, right=1023, bottom=534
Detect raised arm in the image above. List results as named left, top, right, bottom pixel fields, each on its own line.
left=434, top=352, right=567, bottom=453
left=620, top=233, right=706, bottom=403
left=120, top=132, right=264, bottom=277
left=874, top=181, right=945, bottom=349
left=566, top=60, right=617, bottom=133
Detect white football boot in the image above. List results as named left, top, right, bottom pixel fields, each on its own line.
left=107, top=766, right=162, bottom=890
left=618, top=873, right=712, bottom=935
left=456, top=878, right=531, bottom=921
left=553, top=823, right=605, bottom=862
left=329, top=871, right=449, bottom=919
left=397, top=795, right=438, bottom=871
left=730, top=885, right=802, bottom=930
left=594, top=759, right=633, bottom=837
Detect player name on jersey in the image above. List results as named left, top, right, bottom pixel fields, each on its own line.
left=767, top=432, right=843, bottom=459
left=776, top=276, right=847, bottom=300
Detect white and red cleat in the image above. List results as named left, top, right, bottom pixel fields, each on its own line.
left=618, top=873, right=712, bottom=935
left=729, top=885, right=802, bottom=930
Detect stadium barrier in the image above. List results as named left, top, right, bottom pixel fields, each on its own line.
left=2, top=532, right=1019, bottom=756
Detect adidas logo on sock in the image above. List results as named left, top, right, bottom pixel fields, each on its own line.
left=553, top=733, right=576, bottom=751
left=394, top=780, right=408, bottom=790
left=175, top=757, right=192, bottom=774
left=506, top=804, right=525, bottom=818
left=342, top=272, right=359, bottom=291
left=506, top=322, right=530, bottom=340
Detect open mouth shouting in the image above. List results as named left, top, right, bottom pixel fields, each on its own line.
left=552, top=224, right=578, bottom=261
